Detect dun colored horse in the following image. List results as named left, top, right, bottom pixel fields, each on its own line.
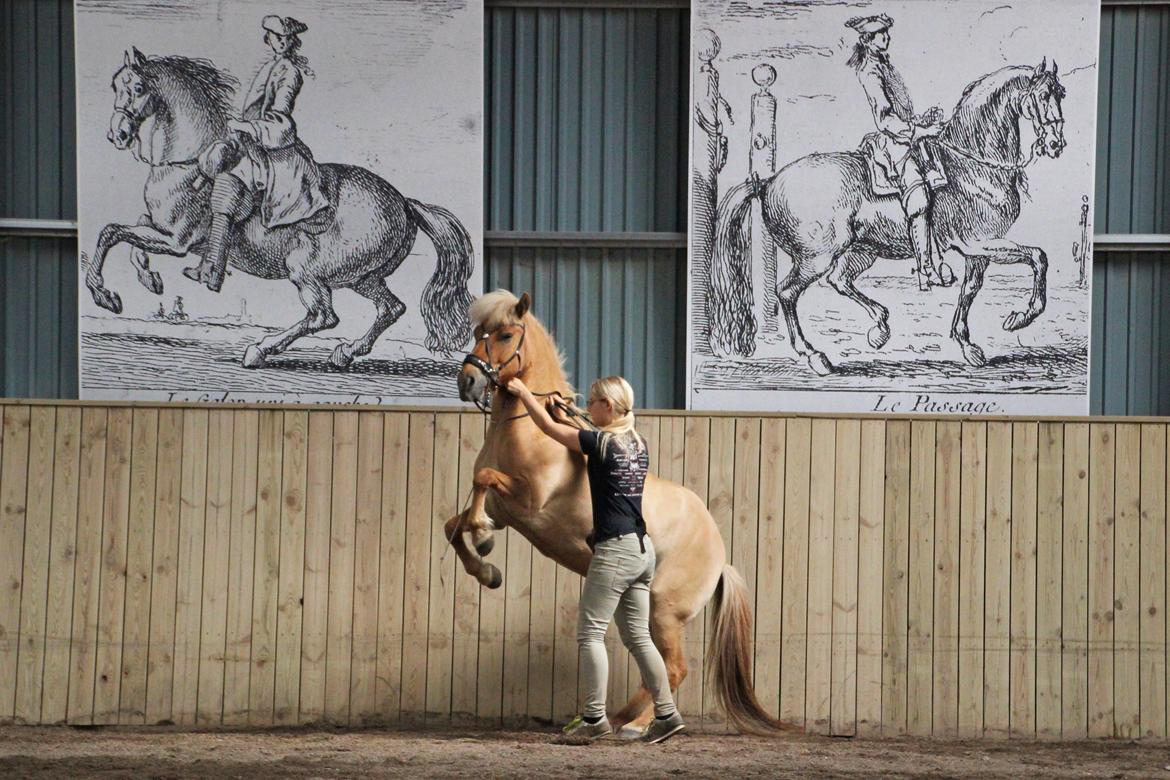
left=452, top=289, right=791, bottom=734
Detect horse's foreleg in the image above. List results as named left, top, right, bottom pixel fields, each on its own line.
left=950, top=254, right=990, bottom=367
left=445, top=467, right=524, bottom=591
left=778, top=260, right=833, bottom=375
left=960, top=238, right=1048, bottom=332
left=246, top=264, right=337, bottom=368
left=329, top=275, right=407, bottom=369
left=443, top=510, right=502, bottom=589
left=826, top=251, right=889, bottom=350
left=86, top=222, right=196, bottom=313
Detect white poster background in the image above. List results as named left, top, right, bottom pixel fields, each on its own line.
left=75, top=0, right=483, bottom=405
left=688, top=0, right=1099, bottom=415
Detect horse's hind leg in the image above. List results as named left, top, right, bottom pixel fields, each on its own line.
left=130, top=215, right=165, bottom=295
left=329, top=275, right=407, bottom=369
left=778, top=258, right=834, bottom=375
left=826, top=251, right=890, bottom=349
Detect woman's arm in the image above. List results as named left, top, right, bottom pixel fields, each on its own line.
left=504, top=378, right=582, bottom=452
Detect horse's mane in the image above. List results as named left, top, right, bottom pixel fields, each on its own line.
left=945, top=66, right=1033, bottom=155
left=140, top=55, right=238, bottom=124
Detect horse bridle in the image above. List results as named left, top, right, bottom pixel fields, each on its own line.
left=460, top=323, right=596, bottom=427
left=933, top=86, right=1058, bottom=174
left=461, top=323, right=529, bottom=414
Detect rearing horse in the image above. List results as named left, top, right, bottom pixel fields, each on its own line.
left=451, top=289, right=793, bottom=735
left=87, top=48, right=474, bottom=367
left=708, top=60, right=1068, bottom=373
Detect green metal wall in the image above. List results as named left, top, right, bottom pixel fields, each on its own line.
left=2, top=1, right=1169, bottom=412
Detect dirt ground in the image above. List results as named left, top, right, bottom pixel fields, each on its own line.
left=2, top=726, right=1168, bottom=779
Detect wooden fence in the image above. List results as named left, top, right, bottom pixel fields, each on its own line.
left=0, top=400, right=1168, bottom=739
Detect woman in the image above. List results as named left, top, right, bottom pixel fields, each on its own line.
left=505, top=375, right=686, bottom=744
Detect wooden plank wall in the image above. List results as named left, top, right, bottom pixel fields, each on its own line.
left=1, top=401, right=1169, bottom=739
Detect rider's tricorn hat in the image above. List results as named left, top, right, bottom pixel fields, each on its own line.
left=262, top=15, right=308, bottom=37
left=845, top=14, right=893, bottom=34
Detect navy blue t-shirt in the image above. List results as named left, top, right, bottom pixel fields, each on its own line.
left=578, top=429, right=648, bottom=547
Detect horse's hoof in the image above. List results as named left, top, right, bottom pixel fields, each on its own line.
left=938, top=262, right=956, bottom=287
left=329, top=344, right=354, bottom=369
left=482, top=564, right=503, bottom=590
left=475, top=535, right=495, bottom=557
left=242, top=345, right=267, bottom=369
left=807, top=352, right=834, bottom=376
left=867, top=323, right=891, bottom=350
left=138, top=270, right=164, bottom=295
left=1003, top=310, right=1034, bottom=332
left=90, top=287, right=123, bottom=314
left=961, top=342, right=988, bottom=367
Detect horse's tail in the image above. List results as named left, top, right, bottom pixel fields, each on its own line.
left=708, top=564, right=801, bottom=734
left=407, top=199, right=476, bottom=353
left=709, top=180, right=759, bottom=358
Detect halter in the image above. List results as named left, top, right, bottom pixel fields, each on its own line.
left=114, top=96, right=203, bottom=169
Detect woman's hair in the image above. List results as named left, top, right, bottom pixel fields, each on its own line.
left=846, top=33, right=875, bottom=71
left=590, top=376, right=645, bottom=458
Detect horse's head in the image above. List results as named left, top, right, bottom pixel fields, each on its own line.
left=1023, top=58, right=1067, bottom=159
left=108, top=47, right=156, bottom=150
left=459, top=291, right=532, bottom=408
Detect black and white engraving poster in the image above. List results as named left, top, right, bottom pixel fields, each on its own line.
left=75, top=0, right=483, bottom=405
left=689, top=0, right=1099, bottom=415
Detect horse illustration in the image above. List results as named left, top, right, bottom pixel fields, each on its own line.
left=452, top=290, right=795, bottom=735
left=707, top=59, right=1068, bottom=375
left=87, top=48, right=474, bottom=368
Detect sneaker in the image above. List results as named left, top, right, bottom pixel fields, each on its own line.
left=640, top=711, right=686, bottom=744
left=562, top=714, right=613, bottom=740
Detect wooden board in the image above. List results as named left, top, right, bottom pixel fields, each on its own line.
left=13, top=407, right=54, bottom=723
left=1113, top=424, right=1141, bottom=738
left=170, top=409, right=207, bottom=726
left=0, top=406, right=30, bottom=721
left=1009, top=422, right=1038, bottom=736
left=1139, top=424, right=1167, bottom=738
left=755, top=418, right=786, bottom=718
left=1061, top=423, right=1090, bottom=738
left=881, top=420, right=910, bottom=734
left=933, top=421, right=961, bottom=736
left=273, top=411, right=308, bottom=725
left=299, top=411, right=335, bottom=722
left=40, top=407, right=81, bottom=724
left=324, top=412, right=358, bottom=724
left=248, top=410, right=284, bottom=724
left=830, top=419, right=859, bottom=737
left=780, top=417, right=811, bottom=728
left=983, top=422, right=1013, bottom=736
left=678, top=416, right=710, bottom=721
left=856, top=420, right=885, bottom=735
left=195, top=410, right=234, bottom=725
left=145, top=409, right=183, bottom=725
left=426, top=413, right=461, bottom=722
left=117, top=408, right=158, bottom=724
left=349, top=411, right=384, bottom=725
left=957, top=422, right=987, bottom=736
left=402, top=414, right=435, bottom=720
left=453, top=415, right=486, bottom=722
left=1036, top=422, right=1065, bottom=737
left=906, top=421, right=935, bottom=735
left=223, top=410, right=259, bottom=726
left=1088, top=423, right=1115, bottom=738
left=703, top=417, right=736, bottom=727
left=376, top=413, right=410, bottom=723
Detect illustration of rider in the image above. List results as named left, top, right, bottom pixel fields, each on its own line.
left=183, top=14, right=332, bottom=293
left=847, top=14, right=950, bottom=291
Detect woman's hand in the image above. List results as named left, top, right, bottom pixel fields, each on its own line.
left=504, top=377, right=529, bottom=398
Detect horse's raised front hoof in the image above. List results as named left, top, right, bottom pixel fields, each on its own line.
left=242, top=345, right=267, bottom=369
left=329, top=344, right=354, bottom=370
left=807, top=352, right=834, bottom=376
left=482, top=563, right=503, bottom=589
left=136, top=268, right=164, bottom=295
left=1002, top=310, right=1037, bottom=332
left=89, top=286, right=123, bottom=314
left=474, top=534, right=495, bottom=557
left=867, top=322, right=891, bottom=350
left=961, top=342, right=988, bottom=367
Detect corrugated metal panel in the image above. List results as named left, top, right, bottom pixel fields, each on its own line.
left=486, top=7, right=687, bottom=231
left=0, top=238, right=78, bottom=398
left=0, top=0, right=76, bottom=220
left=487, top=245, right=686, bottom=409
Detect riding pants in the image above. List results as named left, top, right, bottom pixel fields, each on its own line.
left=577, top=533, right=676, bottom=721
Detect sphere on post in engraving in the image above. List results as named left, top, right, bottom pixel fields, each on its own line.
left=752, top=63, right=776, bottom=89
